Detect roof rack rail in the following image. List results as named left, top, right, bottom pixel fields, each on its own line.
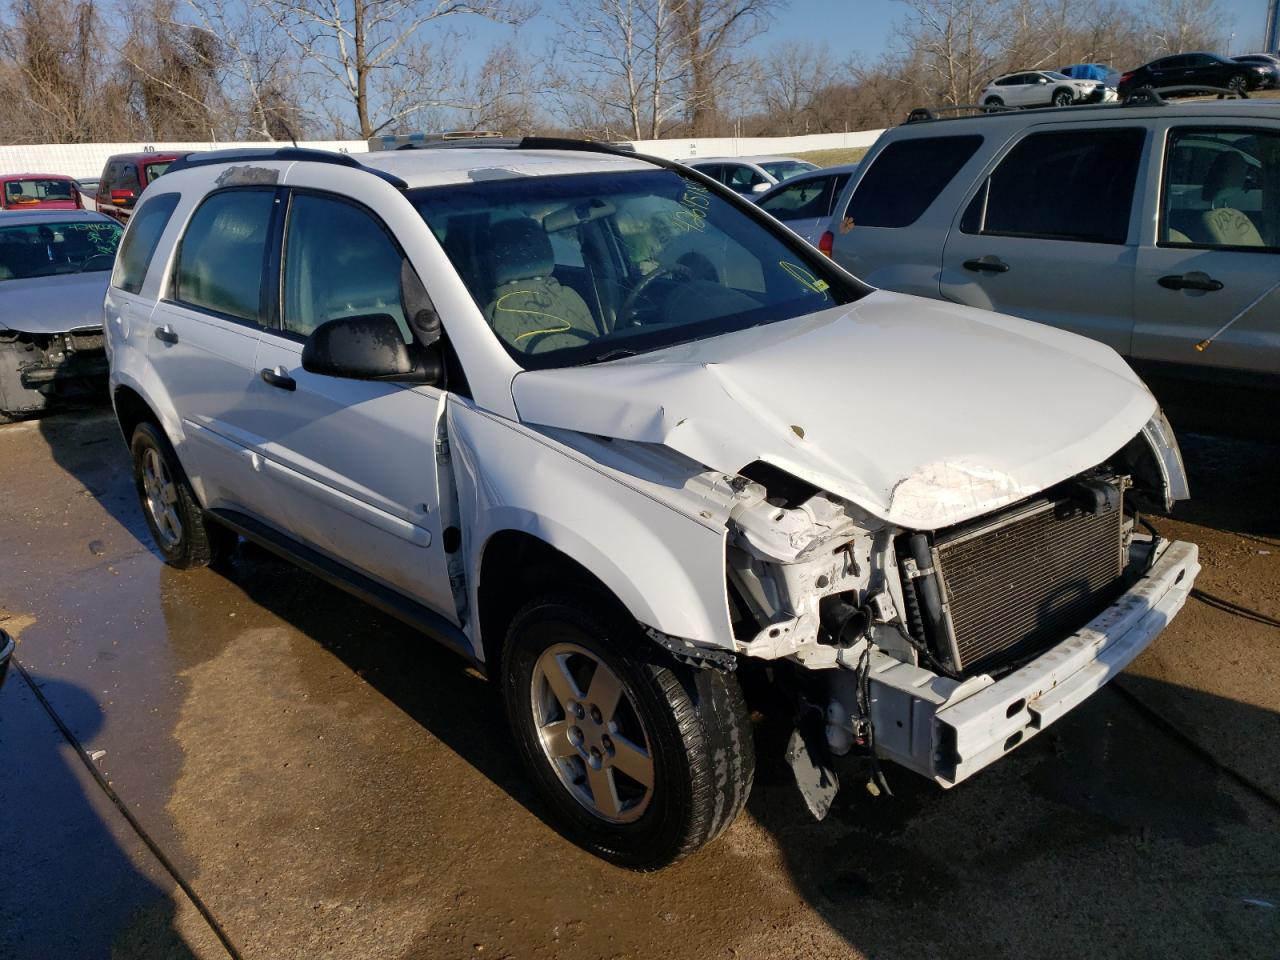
left=1123, top=84, right=1249, bottom=105
left=163, top=146, right=408, bottom=189
left=903, top=103, right=1015, bottom=124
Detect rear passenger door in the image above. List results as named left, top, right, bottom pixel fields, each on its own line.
left=1132, top=122, right=1280, bottom=379
left=249, top=190, right=457, bottom=617
left=148, top=186, right=282, bottom=519
left=939, top=125, right=1148, bottom=354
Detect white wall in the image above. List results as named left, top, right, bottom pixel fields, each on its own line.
left=0, top=130, right=885, bottom=179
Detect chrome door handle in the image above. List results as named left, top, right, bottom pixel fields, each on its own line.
left=1158, top=272, right=1223, bottom=292
left=154, top=325, right=178, bottom=344
left=963, top=255, right=1010, bottom=273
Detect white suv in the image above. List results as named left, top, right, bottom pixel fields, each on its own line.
left=104, top=140, right=1198, bottom=868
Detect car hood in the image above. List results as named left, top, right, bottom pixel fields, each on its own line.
left=0, top=271, right=109, bottom=335
left=510, top=291, right=1157, bottom=529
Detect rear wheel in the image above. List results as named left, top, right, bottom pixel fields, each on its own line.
left=130, top=422, right=236, bottom=569
left=502, top=595, right=754, bottom=869
left=1052, top=88, right=1074, bottom=107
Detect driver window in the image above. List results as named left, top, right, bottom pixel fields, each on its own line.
left=282, top=193, right=411, bottom=341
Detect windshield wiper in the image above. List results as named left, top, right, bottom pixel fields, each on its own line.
left=584, top=347, right=639, bottom=365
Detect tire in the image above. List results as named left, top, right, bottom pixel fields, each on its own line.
left=1052, top=88, right=1074, bottom=107
left=502, top=595, right=754, bottom=870
left=1227, top=74, right=1247, bottom=95
left=130, top=421, right=236, bottom=569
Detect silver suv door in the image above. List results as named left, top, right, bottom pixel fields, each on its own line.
left=938, top=124, right=1149, bottom=354
left=149, top=186, right=280, bottom=517
left=250, top=190, right=457, bottom=618
left=1132, top=121, right=1280, bottom=379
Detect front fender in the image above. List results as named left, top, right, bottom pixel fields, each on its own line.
left=448, top=403, right=734, bottom=659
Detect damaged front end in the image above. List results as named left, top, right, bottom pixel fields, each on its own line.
left=0, top=326, right=108, bottom=417
left=719, top=412, right=1199, bottom=815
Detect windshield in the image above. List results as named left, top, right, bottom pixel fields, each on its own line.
left=4, top=178, right=76, bottom=205
left=760, top=160, right=818, bottom=181
left=0, top=220, right=122, bottom=281
left=410, top=168, right=858, bottom=369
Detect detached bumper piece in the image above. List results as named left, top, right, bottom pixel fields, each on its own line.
left=0, top=630, right=14, bottom=689
left=868, top=538, right=1199, bottom=786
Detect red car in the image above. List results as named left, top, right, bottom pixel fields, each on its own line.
left=95, top=152, right=186, bottom=223
left=0, top=174, right=83, bottom=212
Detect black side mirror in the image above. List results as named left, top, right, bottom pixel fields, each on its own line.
left=301, top=314, right=442, bottom=385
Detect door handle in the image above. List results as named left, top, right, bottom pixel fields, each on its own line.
left=1158, top=272, right=1223, bottom=292
left=260, top=367, right=297, bottom=392
left=963, top=255, right=1010, bottom=273
left=154, top=324, right=178, bottom=344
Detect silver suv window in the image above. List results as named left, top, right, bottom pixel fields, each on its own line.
left=173, top=188, right=275, bottom=324
left=960, top=128, right=1145, bottom=244
left=1160, top=127, right=1279, bottom=251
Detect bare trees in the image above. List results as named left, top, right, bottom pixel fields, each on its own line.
left=262, top=0, right=529, bottom=139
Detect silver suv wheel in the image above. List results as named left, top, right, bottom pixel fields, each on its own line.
left=530, top=642, right=654, bottom=823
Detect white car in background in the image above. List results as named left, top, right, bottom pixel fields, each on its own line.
left=981, top=70, right=1108, bottom=108
left=686, top=155, right=818, bottom=195
left=755, top=162, right=860, bottom=244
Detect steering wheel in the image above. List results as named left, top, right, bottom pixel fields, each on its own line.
left=617, top=264, right=693, bottom=327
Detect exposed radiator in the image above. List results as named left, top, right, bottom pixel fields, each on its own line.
left=908, top=486, right=1126, bottom=675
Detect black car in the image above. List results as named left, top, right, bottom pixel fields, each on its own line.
left=1118, top=52, right=1273, bottom=96
left=1232, top=54, right=1280, bottom=88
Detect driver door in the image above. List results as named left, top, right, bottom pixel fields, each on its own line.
left=248, top=189, right=457, bottom=618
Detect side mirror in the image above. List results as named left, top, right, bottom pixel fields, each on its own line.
left=751, top=181, right=771, bottom=194
left=301, top=314, right=442, bottom=385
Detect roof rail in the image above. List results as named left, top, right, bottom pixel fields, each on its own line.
left=1123, top=84, right=1249, bottom=105
left=903, top=103, right=1015, bottom=124
left=161, top=146, right=408, bottom=189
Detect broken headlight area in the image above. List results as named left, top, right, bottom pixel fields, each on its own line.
left=0, top=328, right=107, bottom=414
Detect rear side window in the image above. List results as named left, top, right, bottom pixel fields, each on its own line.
left=113, top=193, right=179, bottom=294
left=173, top=189, right=276, bottom=323
left=845, top=135, right=983, bottom=228
left=961, top=128, right=1145, bottom=244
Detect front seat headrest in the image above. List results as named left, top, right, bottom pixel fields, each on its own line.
left=1201, top=151, right=1250, bottom=204
left=489, top=217, right=554, bottom=287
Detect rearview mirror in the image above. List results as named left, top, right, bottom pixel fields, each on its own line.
left=301, top=314, right=442, bottom=385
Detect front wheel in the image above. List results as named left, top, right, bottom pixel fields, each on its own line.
left=502, top=596, right=754, bottom=869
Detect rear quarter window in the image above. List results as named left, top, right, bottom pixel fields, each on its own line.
left=844, top=135, right=983, bottom=228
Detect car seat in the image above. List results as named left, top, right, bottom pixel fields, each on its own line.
left=482, top=217, right=598, bottom=353
left=1200, top=152, right=1264, bottom=247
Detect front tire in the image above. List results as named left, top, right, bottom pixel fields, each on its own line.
left=502, top=595, right=754, bottom=869
left=130, top=422, right=235, bottom=569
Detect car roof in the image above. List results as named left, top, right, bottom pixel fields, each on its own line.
left=357, top=147, right=653, bottom=189
left=892, top=96, right=1280, bottom=133
left=0, top=209, right=115, bottom=225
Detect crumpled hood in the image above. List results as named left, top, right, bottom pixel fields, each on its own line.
left=511, top=291, right=1157, bottom=529
left=0, top=271, right=109, bottom=335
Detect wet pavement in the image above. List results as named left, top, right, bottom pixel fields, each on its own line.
left=1, top=407, right=1279, bottom=960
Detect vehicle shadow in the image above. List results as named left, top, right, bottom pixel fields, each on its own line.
left=0, top=669, right=209, bottom=959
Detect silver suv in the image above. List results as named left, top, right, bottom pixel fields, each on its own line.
left=105, top=140, right=1198, bottom=868
left=827, top=97, right=1280, bottom=392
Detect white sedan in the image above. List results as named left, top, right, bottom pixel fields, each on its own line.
left=981, top=70, right=1107, bottom=108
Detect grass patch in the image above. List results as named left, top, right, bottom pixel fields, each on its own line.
left=791, top=146, right=870, bottom=167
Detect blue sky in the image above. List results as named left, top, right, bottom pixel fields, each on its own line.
left=461, top=0, right=1272, bottom=67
